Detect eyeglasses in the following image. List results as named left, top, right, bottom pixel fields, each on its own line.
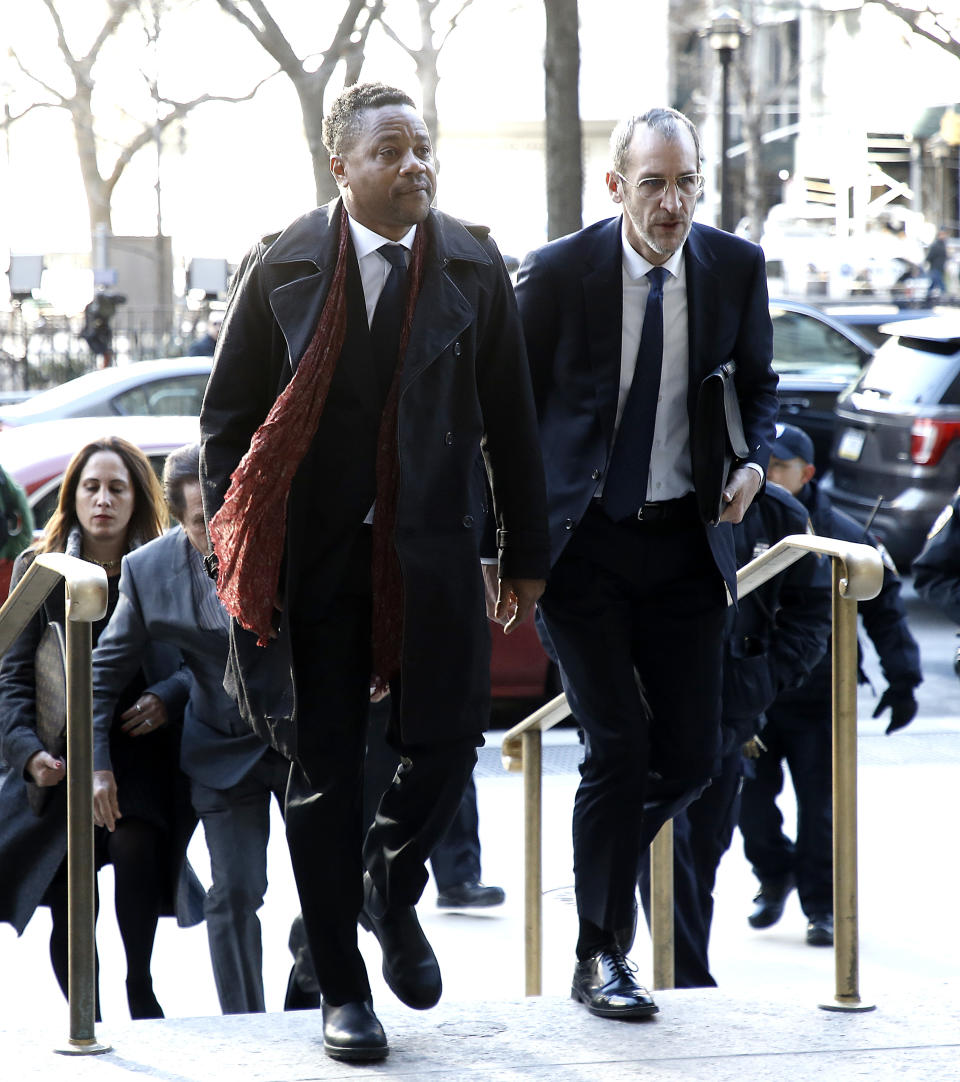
left=615, top=172, right=704, bottom=200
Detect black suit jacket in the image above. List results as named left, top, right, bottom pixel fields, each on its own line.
left=515, top=217, right=779, bottom=598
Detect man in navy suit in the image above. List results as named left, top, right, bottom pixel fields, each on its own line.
left=515, top=107, right=779, bottom=1020
left=93, top=443, right=294, bottom=1015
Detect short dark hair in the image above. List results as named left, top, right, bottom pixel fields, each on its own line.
left=162, top=442, right=201, bottom=521
left=610, top=108, right=702, bottom=175
left=322, top=82, right=417, bottom=156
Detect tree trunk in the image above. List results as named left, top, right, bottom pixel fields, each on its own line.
left=735, top=26, right=763, bottom=243
left=544, top=0, right=582, bottom=240
left=71, top=71, right=113, bottom=247
left=295, top=75, right=339, bottom=204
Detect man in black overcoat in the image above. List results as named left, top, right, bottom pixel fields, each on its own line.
left=200, top=83, right=548, bottom=1061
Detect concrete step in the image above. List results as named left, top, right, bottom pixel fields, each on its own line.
left=6, top=982, right=959, bottom=1081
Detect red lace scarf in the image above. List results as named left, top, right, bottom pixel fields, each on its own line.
left=209, top=205, right=426, bottom=688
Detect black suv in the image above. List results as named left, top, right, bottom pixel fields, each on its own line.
left=769, top=299, right=876, bottom=468
left=821, top=316, right=960, bottom=569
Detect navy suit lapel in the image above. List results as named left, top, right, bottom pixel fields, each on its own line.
left=582, top=217, right=624, bottom=452
left=684, top=224, right=722, bottom=417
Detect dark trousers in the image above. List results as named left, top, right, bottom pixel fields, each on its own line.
left=364, top=697, right=483, bottom=893
left=190, top=748, right=290, bottom=1014
left=637, top=749, right=743, bottom=987
left=283, top=529, right=478, bottom=1005
left=538, top=505, right=726, bottom=937
left=738, top=701, right=833, bottom=917
left=429, top=776, right=481, bottom=891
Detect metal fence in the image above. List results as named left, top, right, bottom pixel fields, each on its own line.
left=0, top=306, right=208, bottom=394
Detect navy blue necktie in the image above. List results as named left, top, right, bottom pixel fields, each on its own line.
left=369, top=243, right=408, bottom=395
left=603, top=266, right=667, bottom=522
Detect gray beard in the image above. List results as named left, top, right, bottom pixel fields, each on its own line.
left=641, top=220, right=691, bottom=259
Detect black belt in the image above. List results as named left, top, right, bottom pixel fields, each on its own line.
left=636, top=493, right=698, bottom=522
left=595, top=492, right=699, bottom=526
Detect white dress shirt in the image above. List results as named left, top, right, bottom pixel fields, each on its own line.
left=612, top=221, right=691, bottom=503
left=346, top=215, right=417, bottom=326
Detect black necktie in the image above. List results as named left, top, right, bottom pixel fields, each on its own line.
left=603, top=266, right=667, bottom=522
left=369, top=243, right=408, bottom=395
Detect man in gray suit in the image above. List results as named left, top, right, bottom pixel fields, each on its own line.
left=93, top=443, right=294, bottom=1014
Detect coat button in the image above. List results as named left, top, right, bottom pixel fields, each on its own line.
left=591, top=468, right=602, bottom=480
left=563, top=518, right=574, bottom=531
left=453, top=341, right=462, bottom=356
left=444, top=432, right=454, bottom=446
left=462, top=514, right=474, bottom=528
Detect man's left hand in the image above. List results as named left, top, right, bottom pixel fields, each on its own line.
left=718, top=466, right=762, bottom=525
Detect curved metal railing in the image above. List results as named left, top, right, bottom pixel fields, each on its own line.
left=501, top=533, right=883, bottom=1012
left=0, top=553, right=110, bottom=1054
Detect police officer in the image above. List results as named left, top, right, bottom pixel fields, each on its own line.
left=740, top=424, right=922, bottom=947
left=636, top=479, right=831, bottom=987
left=913, top=488, right=960, bottom=625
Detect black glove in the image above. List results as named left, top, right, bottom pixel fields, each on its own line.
left=872, top=685, right=918, bottom=735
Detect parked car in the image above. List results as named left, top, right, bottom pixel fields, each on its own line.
left=0, top=414, right=202, bottom=527
left=811, top=302, right=940, bottom=348
left=0, top=357, right=212, bottom=429
left=0, top=414, right=200, bottom=595
left=769, top=298, right=876, bottom=468
left=821, top=315, right=960, bottom=569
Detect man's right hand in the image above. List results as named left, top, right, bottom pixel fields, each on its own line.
left=26, top=750, right=65, bottom=787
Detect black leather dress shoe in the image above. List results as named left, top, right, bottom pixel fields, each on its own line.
left=321, top=999, right=388, bottom=1062
left=748, top=874, right=796, bottom=928
left=359, top=872, right=442, bottom=1010
left=805, top=913, right=834, bottom=947
left=436, top=881, right=506, bottom=908
left=571, top=949, right=659, bottom=1020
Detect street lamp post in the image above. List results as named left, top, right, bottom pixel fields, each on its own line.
left=708, top=7, right=744, bottom=234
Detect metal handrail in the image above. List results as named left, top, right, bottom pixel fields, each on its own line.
left=0, top=554, right=111, bottom=1054
left=501, top=533, right=883, bottom=1011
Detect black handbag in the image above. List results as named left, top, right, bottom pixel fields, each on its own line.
left=25, top=621, right=68, bottom=816
left=693, top=361, right=751, bottom=526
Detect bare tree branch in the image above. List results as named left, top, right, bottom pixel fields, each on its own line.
left=212, top=0, right=303, bottom=73
left=85, top=0, right=135, bottom=64
left=214, top=0, right=384, bottom=202
left=103, top=79, right=270, bottom=192
left=39, top=0, right=78, bottom=67
left=868, top=1, right=960, bottom=60
left=7, top=0, right=274, bottom=245
left=0, top=101, right=61, bottom=128
left=439, top=0, right=475, bottom=52
left=379, top=0, right=475, bottom=148
left=378, top=18, right=411, bottom=57
left=7, top=48, right=69, bottom=105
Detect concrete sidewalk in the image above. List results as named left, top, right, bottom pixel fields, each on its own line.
left=3, top=718, right=960, bottom=1079
left=5, top=981, right=959, bottom=1081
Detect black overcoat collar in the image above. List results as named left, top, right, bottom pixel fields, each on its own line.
left=261, top=198, right=493, bottom=389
